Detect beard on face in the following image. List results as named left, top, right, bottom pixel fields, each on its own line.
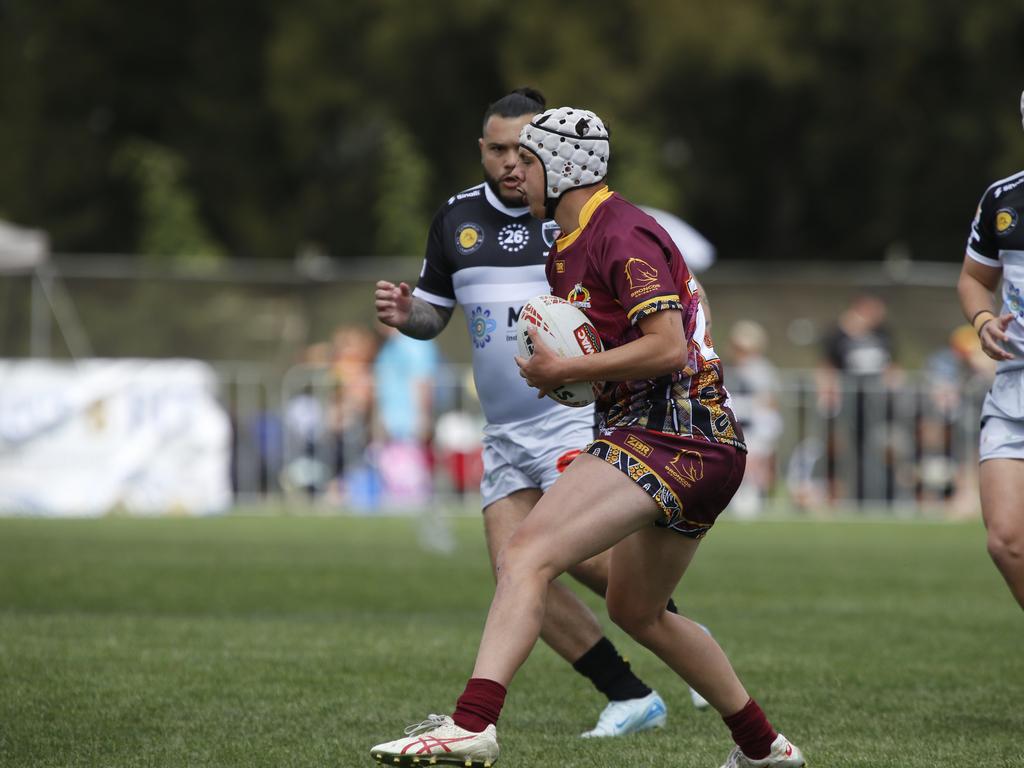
left=484, top=170, right=527, bottom=207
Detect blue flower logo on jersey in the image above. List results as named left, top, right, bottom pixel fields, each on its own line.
left=1008, top=283, right=1024, bottom=318
left=469, top=306, right=497, bottom=348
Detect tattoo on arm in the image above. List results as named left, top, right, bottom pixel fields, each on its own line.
left=401, top=297, right=453, bottom=340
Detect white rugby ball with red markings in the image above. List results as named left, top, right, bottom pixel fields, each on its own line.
left=516, top=294, right=604, bottom=407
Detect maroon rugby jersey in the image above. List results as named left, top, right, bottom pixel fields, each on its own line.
left=545, top=187, right=744, bottom=450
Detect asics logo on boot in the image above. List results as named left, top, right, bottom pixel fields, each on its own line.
left=403, top=735, right=475, bottom=754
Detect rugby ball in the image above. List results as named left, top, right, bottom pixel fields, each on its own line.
left=516, top=294, right=604, bottom=407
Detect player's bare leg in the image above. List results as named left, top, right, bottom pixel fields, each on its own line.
left=606, top=525, right=749, bottom=713
left=483, top=489, right=602, bottom=661
left=468, top=454, right=801, bottom=765
left=980, top=458, right=1024, bottom=609
left=566, top=550, right=611, bottom=597
left=606, top=527, right=803, bottom=767
left=483, top=488, right=666, bottom=736
left=487, top=472, right=746, bottom=713
left=472, top=454, right=664, bottom=685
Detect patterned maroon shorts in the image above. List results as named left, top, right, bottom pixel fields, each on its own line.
left=586, top=427, right=746, bottom=539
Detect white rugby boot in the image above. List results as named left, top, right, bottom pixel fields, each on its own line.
left=369, top=714, right=499, bottom=767
left=689, top=624, right=714, bottom=709
left=719, top=733, right=806, bottom=767
left=579, top=690, right=667, bottom=738
left=689, top=685, right=711, bottom=710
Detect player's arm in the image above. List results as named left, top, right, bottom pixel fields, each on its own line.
left=957, top=256, right=1015, bottom=361
left=374, top=280, right=453, bottom=340
left=517, top=309, right=686, bottom=394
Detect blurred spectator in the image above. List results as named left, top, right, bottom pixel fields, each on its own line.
left=917, top=324, right=996, bottom=512
left=433, top=367, right=485, bottom=498
left=326, top=325, right=378, bottom=507
left=250, top=409, right=283, bottom=494
left=281, top=381, right=328, bottom=498
left=726, top=320, right=783, bottom=516
left=817, top=293, right=904, bottom=503
left=373, top=323, right=440, bottom=506
left=280, top=342, right=332, bottom=500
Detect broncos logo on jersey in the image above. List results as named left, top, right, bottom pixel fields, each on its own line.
left=624, top=257, right=660, bottom=290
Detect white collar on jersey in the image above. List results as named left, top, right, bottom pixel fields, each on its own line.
left=482, top=181, right=530, bottom=217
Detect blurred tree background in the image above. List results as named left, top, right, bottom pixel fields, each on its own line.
left=1, top=0, right=1023, bottom=265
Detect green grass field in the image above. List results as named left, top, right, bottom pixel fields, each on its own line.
left=1, top=513, right=1021, bottom=768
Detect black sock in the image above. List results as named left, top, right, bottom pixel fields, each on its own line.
left=572, top=637, right=652, bottom=702
left=666, top=597, right=678, bottom=614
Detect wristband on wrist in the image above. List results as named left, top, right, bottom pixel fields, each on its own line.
left=972, top=309, right=995, bottom=332
left=977, top=317, right=994, bottom=336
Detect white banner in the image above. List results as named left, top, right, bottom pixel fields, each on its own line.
left=0, top=359, right=232, bottom=516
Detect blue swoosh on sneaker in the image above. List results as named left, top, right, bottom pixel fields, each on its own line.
left=614, top=701, right=665, bottom=730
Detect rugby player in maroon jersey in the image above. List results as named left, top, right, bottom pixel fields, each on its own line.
left=369, top=107, right=806, bottom=768
left=374, top=87, right=674, bottom=744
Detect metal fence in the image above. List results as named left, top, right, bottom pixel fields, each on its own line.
left=216, top=362, right=990, bottom=517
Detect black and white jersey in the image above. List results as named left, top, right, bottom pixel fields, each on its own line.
left=414, top=182, right=572, bottom=424
left=966, top=169, right=1024, bottom=372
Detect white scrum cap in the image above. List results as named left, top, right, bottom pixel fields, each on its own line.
left=519, top=107, right=610, bottom=211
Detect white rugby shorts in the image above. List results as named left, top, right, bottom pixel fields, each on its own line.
left=480, top=406, right=595, bottom=508
left=979, top=370, right=1024, bottom=462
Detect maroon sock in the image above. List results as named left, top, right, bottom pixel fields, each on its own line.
left=452, top=678, right=507, bottom=733
left=722, top=698, right=778, bottom=760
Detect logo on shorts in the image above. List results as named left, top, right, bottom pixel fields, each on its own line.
left=469, top=306, right=497, bottom=348
left=624, top=435, right=653, bottom=457
left=666, top=449, right=705, bottom=488
left=624, top=257, right=661, bottom=298
left=456, top=223, right=484, bottom=254
left=556, top=449, right=581, bottom=473
left=995, top=208, right=1018, bottom=236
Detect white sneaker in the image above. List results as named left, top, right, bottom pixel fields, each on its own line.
left=580, top=691, right=667, bottom=738
left=369, top=714, right=499, bottom=767
left=689, top=623, right=713, bottom=710
left=719, top=733, right=805, bottom=767
left=689, top=686, right=711, bottom=710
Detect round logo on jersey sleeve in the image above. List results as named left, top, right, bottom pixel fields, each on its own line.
left=995, top=208, right=1018, bottom=236
left=498, top=223, right=530, bottom=253
left=456, top=223, right=485, bottom=254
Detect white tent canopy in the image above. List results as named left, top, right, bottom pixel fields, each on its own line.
left=640, top=207, right=716, bottom=274
left=0, top=220, right=90, bottom=357
left=0, top=219, right=49, bottom=272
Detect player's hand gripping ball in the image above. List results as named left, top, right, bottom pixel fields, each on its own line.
left=515, top=295, right=603, bottom=407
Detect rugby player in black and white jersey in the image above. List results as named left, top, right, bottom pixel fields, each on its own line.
left=375, top=88, right=676, bottom=739
left=957, top=88, right=1024, bottom=611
